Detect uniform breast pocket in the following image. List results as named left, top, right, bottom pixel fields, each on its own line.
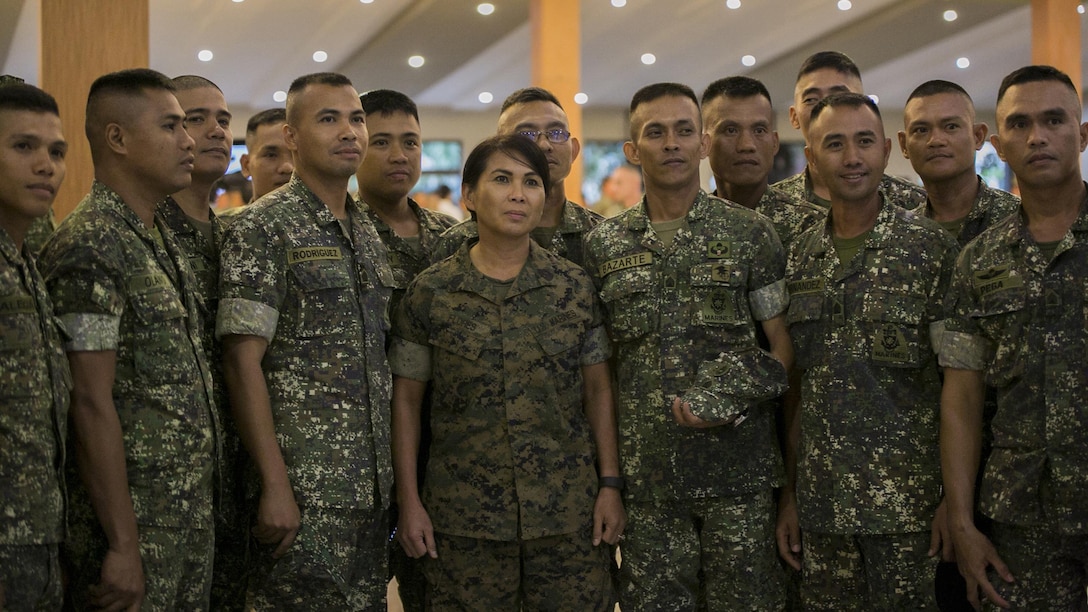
left=128, top=288, right=190, bottom=383
left=430, top=325, right=490, bottom=408
left=599, top=268, right=656, bottom=342
left=290, top=260, right=356, bottom=338
left=690, top=263, right=747, bottom=327
left=786, top=291, right=824, bottom=364
left=975, top=287, right=1027, bottom=387
left=862, top=291, right=925, bottom=368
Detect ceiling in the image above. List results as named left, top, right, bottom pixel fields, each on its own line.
left=1, top=0, right=1084, bottom=120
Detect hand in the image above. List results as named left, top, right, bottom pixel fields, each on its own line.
left=775, top=490, right=803, bottom=571
left=89, top=546, right=145, bottom=611
left=951, top=523, right=1013, bottom=610
left=253, top=483, right=300, bottom=558
left=592, top=487, right=626, bottom=546
left=397, top=502, right=437, bottom=559
left=929, top=499, right=954, bottom=562
left=670, top=397, right=733, bottom=428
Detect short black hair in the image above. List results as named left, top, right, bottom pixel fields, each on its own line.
left=797, top=51, right=861, bottom=83
left=810, top=91, right=881, bottom=125
left=0, top=83, right=60, bottom=116
left=245, top=108, right=287, bottom=147
left=630, top=82, right=699, bottom=115
left=500, top=87, right=563, bottom=114
left=286, top=72, right=355, bottom=123
left=997, top=65, right=1079, bottom=106
left=86, top=68, right=176, bottom=141
left=906, top=80, right=972, bottom=106
left=462, top=134, right=552, bottom=199
left=171, top=74, right=222, bottom=93
left=359, top=89, right=419, bottom=122
left=701, top=76, right=772, bottom=107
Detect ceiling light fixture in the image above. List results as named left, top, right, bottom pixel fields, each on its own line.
left=197, top=49, right=214, bottom=62
left=943, top=9, right=958, bottom=22
left=313, top=51, right=328, bottom=63
left=574, top=92, right=589, bottom=105
left=956, top=57, right=970, bottom=69
left=408, top=55, right=425, bottom=68
left=726, top=0, right=741, bottom=9
left=611, top=0, right=627, bottom=7
left=231, top=0, right=244, bottom=3
left=641, top=53, right=656, bottom=65
left=838, top=0, right=852, bottom=10
left=477, top=3, right=495, bottom=15
left=1079, top=3, right=1085, bottom=13
left=273, top=90, right=287, bottom=103
left=478, top=92, right=494, bottom=104
left=360, top=0, right=374, bottom=4
left=741, top=54, right=756, bottom=67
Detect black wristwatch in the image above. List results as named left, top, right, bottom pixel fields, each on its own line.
left=599, top=476, right=626, bottom=491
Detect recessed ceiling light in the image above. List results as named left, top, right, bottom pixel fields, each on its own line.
left=868, top=94, right=879, bottom=104
left=313, top=51, right=328, bottom=63
left=478, top=92, right=494, bottom=104
left=641, top=53, right=656, bottom=65
left=477, top=3, right=495, bottom=15
left=838, top=0, right=852, bottom=10
left=943, top=9, right=958, bottom=22
left=741, top=54, right=756, bottom=67
left=726, top=0, right=741, bottom=9
left=956, top=57, right=970, bottom=69
left=273, top=90, right=287, bottom=103
left=1079, top=3, right=1085, bottom=13
left=574, top=92, right=589, bottom=105
left=231, top=0, right=244, bottom=3
left=408, top=55, right=425, bottom=68
left=197, top=49, right=214, bottom=62
left=611, top=0, right=626, bottom=7
left=360, top=0, right=374, bottom=3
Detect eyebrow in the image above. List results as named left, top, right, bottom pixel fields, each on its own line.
left=516, top=120, right=565, bottom=130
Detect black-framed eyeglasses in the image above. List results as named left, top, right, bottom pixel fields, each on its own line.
left=518, top=129, right=571, bottom=144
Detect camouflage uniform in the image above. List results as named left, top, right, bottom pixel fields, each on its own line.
left=786, top=195, right=957, bottom=610
left=716, top=186, right=826, bottom=253
left=774, top=168, right=927, bottom=210
left=939, top=190, right=1088, bottom=609
left=24, top=214, right=54, bottom=256
left=431, top=200, right=602, bottom=268
left=583, top=191, right=789, bottom=611
left=0, top=229, right=69, bottom=610
left=913, top=177, right=1020, bottom=247
left=217, top=175, right=394, bottom=611
left=39, top=181, right=217, bottom=609
left=362, top=197, right=454, bottom=612
left=390, top=242, right=613, bottom=610
left=157, top=197, right=247, bottom=610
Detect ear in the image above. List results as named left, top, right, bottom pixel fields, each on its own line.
left=460, top=183, right=476, bottom=212
left=283, top=123, right=298, bottom=152
left=698, top=131, right=710, bottom=160
left=803, top=144, right=814, bottom=168
left=1079, top=121, right=1088, bottom=153
left=990, top=134, right=1006, bottom=161
left=569, top=135, right=581, bottom=163
left=973, top=123, right=989, bottom=150
left=881, top=137, right=892, bottom=167
left=623, top=140, right=640, bottom=165
left=789, top=105, right=801, bottom=131
left=897, top=131, right=909, bottom=159
left=771, top=130, right=780, bottom=157
left=105, top=123, right=126, bottom=155
left=239, top=153, right=252, bottom=178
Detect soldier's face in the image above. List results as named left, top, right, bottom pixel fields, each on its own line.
left=790, top=68, right=863, bottom=144
left=0, top=110, right=66, bottom=228
left=123, top=89, right=195, bottom=197
left=899, top=92, right=986, bottom=185
left=992, top=80, right=1088, bottom=191
left=241, top=122, right=292, bottom=200
left=804, top=104, right=891, bottom=206
left=624, top=95, right=708, bottom=195
left=175, top=86, right=232, bottom=183
left=356, top=110, right=421, bottom=206
left=703, top=94, right=779, bottom=190
left=285, top=84, right=367, bottom=182
left=497, top=100, right=580, bottom=186
left=462, top=151, right=545, bottom=240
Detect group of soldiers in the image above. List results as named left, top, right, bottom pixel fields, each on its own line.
left=0, top=46, right=1085, bottom=612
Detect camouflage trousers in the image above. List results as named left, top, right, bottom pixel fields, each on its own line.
left=983, top=522, right=1088, bottom=611
left=801, top=530, right=936, bottom=611
left=422, top=525, right=612, bottom=611
left=65, top=523, right=214, bottom=611
left=618, top=490, right=784, bottom=611
left=248, top=505, right=388, bottom=611
left=209, top=436, right=250, bottom=612
left=0, top=544, right=62, bottom=611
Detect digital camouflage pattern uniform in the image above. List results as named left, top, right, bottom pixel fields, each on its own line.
left=939, top=189, right=1088, bottom=610
left=217, top=175, right=395, bottom=611
left=39, top=181, right=218, bottom=610
left=786, top=195, right=957, bottom=610
left=390, top=242, right=612, bottom=611
left=24, top=214, right=54, bottom=256
left=774, top=168, right=927, bottom=211
left=362, top=196, right=454, bottom=612
left=431, top=200, right=602, bottom=268
left=716, top=186, right=826, bottom=253
left=584, top=191, right=789, bottom=611
left=912, top=177, right=1020, bottom=247
left=157, top=197, right=248, bottom=611
left=0, top=228, right=69, bottom=610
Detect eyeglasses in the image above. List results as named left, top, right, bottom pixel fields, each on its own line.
left=518, top=129, right=571, bottom=144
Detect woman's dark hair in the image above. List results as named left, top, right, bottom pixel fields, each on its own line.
left=462, top=134, right=552, bottom=199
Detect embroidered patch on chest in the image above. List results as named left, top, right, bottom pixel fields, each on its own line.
left=599, top=251, right=652, bottom=277
left=288, top=246, right=342, bottom=264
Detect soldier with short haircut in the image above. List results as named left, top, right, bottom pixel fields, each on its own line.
left=898, top=80, right=1019, bottom=245
left=774, top=51, right=926, bottom=210
left=433, top=86, right=602, bottom=268
left=777, top=92, right=956, bottom=610
left=0, top=83, right=69, bottom=611
left=0, top=75, right=56, bottom=255
left=240, top=108, right=292, bottom=203
left=39, top=67, right=218, bottom=610
left=218, top=72, right=395, bottom=610
left=940, top=65, right=1088, bottom=611
left=701, top=75, right=825, bottom=251
left=585, top=82, right=792, bottom=611
left=391, top=134, right=623, bottom=610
